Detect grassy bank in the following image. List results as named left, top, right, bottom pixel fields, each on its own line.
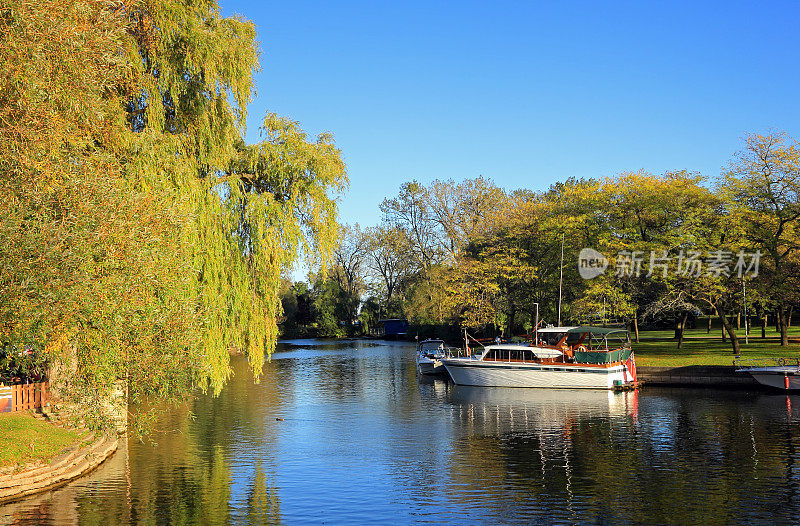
left=0, top=414, right=84, bottom=467
left=634, top=323, right=800, bottom=367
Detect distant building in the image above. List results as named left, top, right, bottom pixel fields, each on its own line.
left=377, top=319, right=410, bottom=339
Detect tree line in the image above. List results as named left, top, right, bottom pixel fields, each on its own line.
left=282, top=133, right=800, bottom=355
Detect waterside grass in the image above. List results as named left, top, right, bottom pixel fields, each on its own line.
left=0, top=413, right=84, bottom=467
left=633, top=324, right=800, bottom=367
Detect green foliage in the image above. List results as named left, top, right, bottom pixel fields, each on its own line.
left=720, top=132, right=800, bottom=344
left=306, top=277, right=340, bottom=338
left=368, top=141, right=800, bottom=358
left=193, top=114, right=347, bottom=392
left=0, top=345, right=47, bottom=384
left=0, top=0, right=347, bottom=427
left=0, top=0, right=202, bottom=421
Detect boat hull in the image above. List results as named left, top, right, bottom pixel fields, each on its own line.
left=417, top=357, right=446, bottom=376
left=442, top=359, right=632, bottom=389
left=740, top=367, right=800, bottom=390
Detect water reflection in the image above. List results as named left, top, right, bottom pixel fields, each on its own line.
left=1, top=340, right=800, bottom=524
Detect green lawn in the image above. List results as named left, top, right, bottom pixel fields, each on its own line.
left=0, top=413, right=84, bottom=467
left=633, top=327, right=800, bottom=367
left=635, top=320, right=800, bottom=340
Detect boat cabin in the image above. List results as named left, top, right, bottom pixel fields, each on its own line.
left=479, top=326, right=632, bottom=365
left=481, top=344, right=562, bottom=362
left=417, top=339, right=445, bottom=357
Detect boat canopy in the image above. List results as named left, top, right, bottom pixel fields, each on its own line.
left=485, top=343, right=550, bottom=351
left=569, top=326, right=628, bottom=336
left=537, top=326, right=578, bottom=333
left=537, top=326, right=627, bottom=336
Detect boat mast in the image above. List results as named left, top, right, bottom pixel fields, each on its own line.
left=558, top=233, right=564, bottom=326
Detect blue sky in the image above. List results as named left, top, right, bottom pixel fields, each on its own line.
left=222, top=1, right=800, bottom=228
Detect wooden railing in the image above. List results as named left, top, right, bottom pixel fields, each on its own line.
left=0, top=382, right=49, bottom=413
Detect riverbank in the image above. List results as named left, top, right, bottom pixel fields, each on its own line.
left=0, top=414, right=117, bottom=504
left=634, top=338, right=800, bottom=367
left=637, top=365, right=760, bottom=388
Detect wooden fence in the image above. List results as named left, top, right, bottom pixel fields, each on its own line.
left=0, top=382, right=49, bottom=413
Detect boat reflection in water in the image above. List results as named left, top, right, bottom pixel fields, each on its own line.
left=445, top=384, right=639, bottom=435
left=441, top=385, right=641, bottom=523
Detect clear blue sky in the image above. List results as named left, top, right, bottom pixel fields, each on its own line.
left=222, top=0, right=800, bottom=228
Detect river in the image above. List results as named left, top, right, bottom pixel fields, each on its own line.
left=2, top=339, right=800, bottom=524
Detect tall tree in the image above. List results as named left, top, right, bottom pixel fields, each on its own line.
left=0, top=0, right=203, bottom=424
left=331, top=224, right=368, bottom=329
left=124, top=1, right=348, bottom=391
left=427, top=177, right=506, bottom=263
left=365, top=225, right=411, bottom=316
left=721, top=132, right=800, bottom=346
left=0, top=0, right=348, bottom=426
left=380, top=181, right=442, bottom=272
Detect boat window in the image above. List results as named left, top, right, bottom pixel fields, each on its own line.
left=483, top=348, right=543, bottom=362
left=565, top=333, right=584, bottom=345
left=539, top=333, right=564, bottom=346
left=522, top=350, right=537, bottom=361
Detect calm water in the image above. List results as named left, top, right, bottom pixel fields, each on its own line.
left=3, top=339, right=800, bottom=525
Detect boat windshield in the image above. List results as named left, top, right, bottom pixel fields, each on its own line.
left=418, top=340, right=445, bottom=353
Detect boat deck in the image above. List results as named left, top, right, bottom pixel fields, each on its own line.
left=479, top=357, right=625, bottom=369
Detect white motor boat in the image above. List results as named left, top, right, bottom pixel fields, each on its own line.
left=416, top=339, right=447, bottom=375
left=441, top=327, right=637, bottom=390
left=735, top=358, right=800, bottom=390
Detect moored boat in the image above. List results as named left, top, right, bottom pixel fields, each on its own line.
left=735, top=358, right=800, bottom=390
left=416, top=339, right=447, bottom=375
left=441, top=326, right=637, bottom=389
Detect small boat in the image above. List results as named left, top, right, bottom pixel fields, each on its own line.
left=441, top=326, right=637, bottom=389
left=735, top=358, right=800, bottom=390
left=416, top=339, right=447, bottom=375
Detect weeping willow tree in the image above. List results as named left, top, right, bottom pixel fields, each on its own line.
left=123, top=0, right=347, bottom=390
left=0, top=0, right=346, bottom=427
left=195, top=116, right=346, bottom=392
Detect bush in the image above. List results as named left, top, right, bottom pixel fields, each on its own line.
left=0, top=344, right=48, bottom=384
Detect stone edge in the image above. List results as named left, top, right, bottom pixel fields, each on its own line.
left=0, top=434, right=118, bottom=505
left=637, top=365, right=761, bottom=388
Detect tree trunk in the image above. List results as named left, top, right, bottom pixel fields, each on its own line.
left=778, top=305, right=790, bottom=346
left=756, top=304, right=765, bottom=339
left=633, top=315, right=640, bottom=343
left=762, top=315, right=767, bottom=339
left=719, top=310, right=726, bottom=343
left=707, top=315, right=712, bottom=334
left=674, top=315, right=682, bottom=340
left=717, top=304, right=740, bottom=354
left=789, top=305, right=794, bottom=330
left=735, top=313, right=740, bottom=330
left=677, top=311, right=689, bottom=350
